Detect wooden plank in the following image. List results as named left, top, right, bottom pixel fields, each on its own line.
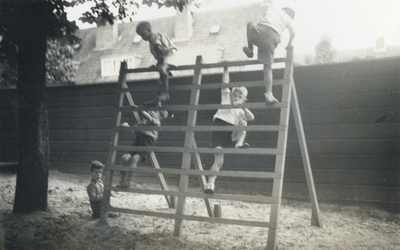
left=115, top=124, right=285, bottom=132
left=191, top=140, right=213, bottom=217
left=101, top=62, right=126, bottom=222
left=108, top=207, right=274, bottom=228
left=106, top=186, right=277, bottom=203
left=47, top=94, right=115, bottom=109
left=148, top=151, right=175, bottom=208
left=119, top=101, right=286, bottom=112
left=118, top=79, right=285, bottom=93
left=124, top=57, right=287, bottom=74
left=291, top=81, right=322, bottom=227
left=296, top=91, right=400, bottom=110
left=47, top=106, right=114, bottom=119
left=107, top=165, right=277, bottom=179
left=111, top=145, right=280, bottom=155
left=174, top=55, right=203, bottom=236
left=0, top=162, right=17, bottom=167
left=267, top=47, right=294, bottom=250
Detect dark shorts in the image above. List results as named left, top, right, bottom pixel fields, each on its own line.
left=211, top=119, right=236, bottom=148
left=247, top=23, right=280, bottom=65
left=90, top=201, right=102, bottom=217
left=129, top=132, right=156, bottom=162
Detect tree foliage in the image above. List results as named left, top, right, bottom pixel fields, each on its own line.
left=314, top=35, right=336, bottom=64
left=46, top=39, right=80, bottom=85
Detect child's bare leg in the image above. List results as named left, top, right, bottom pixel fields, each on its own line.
left=118, top=153, right=132, bottom=188
left=205, top=152, right=224, bottom=193
left=233, top=119, right=249, bottom=148
left=243, top=22, right=258, bottom=58
left=263, top=64, right=278, bottom=103
left=144, top=61, right=170, bottom=107
left=156, top=60, right=170, bottom=101
left=126, top=154, right=141, bottom=184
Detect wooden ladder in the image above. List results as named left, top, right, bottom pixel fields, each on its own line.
left=101, top=47, right=321, bottom=250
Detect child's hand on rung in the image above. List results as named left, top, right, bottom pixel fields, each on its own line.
left=233, top=100, right=244, bottom=107
left=121, top=122, right=130, bottom=128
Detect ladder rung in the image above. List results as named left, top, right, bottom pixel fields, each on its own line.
left=107, top=207, right=276, bottom=228
left=119, top=102, right=288, bottom=112
left=106, top=165, right=277, bottom=179
left=123, top=58, right=288, bottom=74
left=118, top=79, right=285, bottom=93
left=115, top=125, right=286, bottom=132
left=106, top=186, right=278, bottom=203
left=110, top=145, right=281, bottom=155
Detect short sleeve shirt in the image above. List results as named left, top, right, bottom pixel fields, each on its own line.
left=148, top=33, right=177, bottom=60
left=213, top=88, right=246, bottom=126
left=259, top=9, right=293, bottom=36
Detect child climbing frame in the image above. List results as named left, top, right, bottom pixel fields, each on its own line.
left=101, top=47, right=321, bottom=250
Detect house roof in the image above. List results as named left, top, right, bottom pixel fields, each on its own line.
left=73, top=3, right=265, bottom=84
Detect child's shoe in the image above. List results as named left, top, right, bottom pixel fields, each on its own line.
left=237, top=143, right=251, bottom=149
left=157, top=91, right=170, bottom=102
left=243, top=47, right=254, bottom=58
left=144, top=98, right=162, bottom=107
left=204, top=183, right=215, bottom=194
left=116, top=180, right=130, bottom=189
left=265, top=92, right=278, bottom=104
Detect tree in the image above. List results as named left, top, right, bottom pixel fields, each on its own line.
left=0, top=0, right=195, bottom=214
left=314, top=35, right=336, bottom=64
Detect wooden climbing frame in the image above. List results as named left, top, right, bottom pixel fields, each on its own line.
left=101, top=47, right=322, bottom=250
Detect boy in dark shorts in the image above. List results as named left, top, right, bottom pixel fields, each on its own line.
left=87, top=160, right=104, bottom=218
left=136, top=21, right=178, bottom=107
left=204, top=86, right=255, bottom=194
left=243, top=4, right=295, bottom=103
left=117, top=110, right=168, bottom=189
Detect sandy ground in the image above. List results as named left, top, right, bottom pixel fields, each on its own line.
left=0, top=170, right=399, bottom=250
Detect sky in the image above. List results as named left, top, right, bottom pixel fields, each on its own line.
left=66, top=0, right=400, bottom=54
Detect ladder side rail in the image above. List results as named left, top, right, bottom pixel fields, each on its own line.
left=120, top=62, right=174, bottom=208
left=100, top=62, right=127, bottom=222
left=291, top=81, right=322, bottom=227
left=267, top=48, right=294, bottom=250
left=191, top=140, right=214, bottom=217
left=174, top=55, right=203, bottom=236
left=148, top=151, right=175, bottom=208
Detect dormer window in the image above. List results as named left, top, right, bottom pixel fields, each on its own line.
left=101, top=55, right=143, bottom=77
left=210, top=25, right=221, bottom=34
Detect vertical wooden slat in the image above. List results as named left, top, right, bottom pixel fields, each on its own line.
left=267, top=48, right=294, bottom=250
left=149, top=151, right=175, bottom=208
left=191, top=140, right=214, bottom=217
left=117, top=61, right=174, bottom=208
left=100, top=62, right=127, bottom=222
left=174, top=56, right=203, bottom=236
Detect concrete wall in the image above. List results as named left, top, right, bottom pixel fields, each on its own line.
left=1, top=57, right=399, bottom=207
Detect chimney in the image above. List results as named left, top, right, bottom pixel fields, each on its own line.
left=173, top=6, right=193, bottom=42
left=374, top=36, right=386, bottom=52
left=95, top=23, right=118, bottom=50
